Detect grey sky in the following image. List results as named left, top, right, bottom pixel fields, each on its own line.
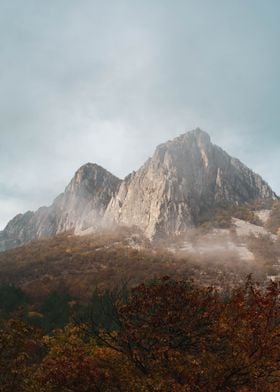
left=0, top=1, right=279, bottom=229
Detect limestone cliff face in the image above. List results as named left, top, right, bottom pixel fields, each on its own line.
left=54, top=163, right=121, bottom=233
left=104, top=129, right=277, bottom=238
left=0, top=163, right=121, bottom=250
left=0, top=129, right=277, bottom=250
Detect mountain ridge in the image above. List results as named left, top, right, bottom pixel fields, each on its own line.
left=0, top=129, right=277, bottom=250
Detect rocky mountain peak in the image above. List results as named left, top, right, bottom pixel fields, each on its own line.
left=72, top=162, right=109, bottom=180
left=0, top=163, right=121, bottom=251
left=0, top=128, right=277, bottom=250
left=153, top=128, right=212, bottom=171
left=105, top=129, right=277, bottom=238
left=155, top=127, right=210, bottom=152
left=178, top=128, right=211, bottom=144
left=65, top=162, right=120, bottom=195
left=72, top=162, right=101, bottom=184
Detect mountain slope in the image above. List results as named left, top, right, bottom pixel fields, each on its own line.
left=105, top=129, right=276, bottom=238
left=0, top=226, right=269, bottom=300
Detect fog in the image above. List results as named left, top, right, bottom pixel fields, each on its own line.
left=0, top=1, right=280, bottom=229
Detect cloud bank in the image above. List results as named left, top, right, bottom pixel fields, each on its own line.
left=0, top=0, right=279, bottom=228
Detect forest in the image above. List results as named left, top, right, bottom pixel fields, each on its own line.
left=1, top=276, right=280, bottom=391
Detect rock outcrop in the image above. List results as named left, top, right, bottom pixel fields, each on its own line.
left=0, top=129, right=277, bottom=250
left=105, top=129, right=277, bottom=238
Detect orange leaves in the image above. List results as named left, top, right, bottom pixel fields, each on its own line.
left=91, top=277, right=280, bottom=391
left=35, top=325, right=114, bottom=391
left=1, top=277, right=280, bottom=391
left=0, top=319, right=41, bottom=392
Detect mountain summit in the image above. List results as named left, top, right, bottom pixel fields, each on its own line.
left=0, top=129, right=277, bottom=250
left=105, top=128, right=276, bottom=238
left=0, top=163, right=121, bottom=250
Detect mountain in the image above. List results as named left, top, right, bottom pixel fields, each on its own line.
left=0, top=163, right=121, bottom=251
left=105, top=129, right=277, bottom=238
left=0, top=129, right=277, bottom=250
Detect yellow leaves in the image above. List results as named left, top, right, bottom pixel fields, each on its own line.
left=27, top=311, right=44, bottom=319
left=0, top=319, right=41, bottom=392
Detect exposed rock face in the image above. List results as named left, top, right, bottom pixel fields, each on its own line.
left=0, top=129, right=277, bottom=251
left=0, top=164, right=121, bottom=251
left=105, top=129, right=277, bottom=238
left=54, top=163, right=121, bottom=233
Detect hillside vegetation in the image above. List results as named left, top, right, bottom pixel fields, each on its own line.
left=1, top=277, right=280, bottom=391
left=1, top=208, right=280, bottom=390
left=0, top=224, right=273, bottom=302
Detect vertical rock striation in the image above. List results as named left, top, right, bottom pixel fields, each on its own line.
left=105, top=129, right=276, bottom=238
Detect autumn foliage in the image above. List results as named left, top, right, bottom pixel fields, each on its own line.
left=1, top=277, right=280, bottom=391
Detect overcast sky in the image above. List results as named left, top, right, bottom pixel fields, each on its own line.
left=0, top=1, right=279, bottom=229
